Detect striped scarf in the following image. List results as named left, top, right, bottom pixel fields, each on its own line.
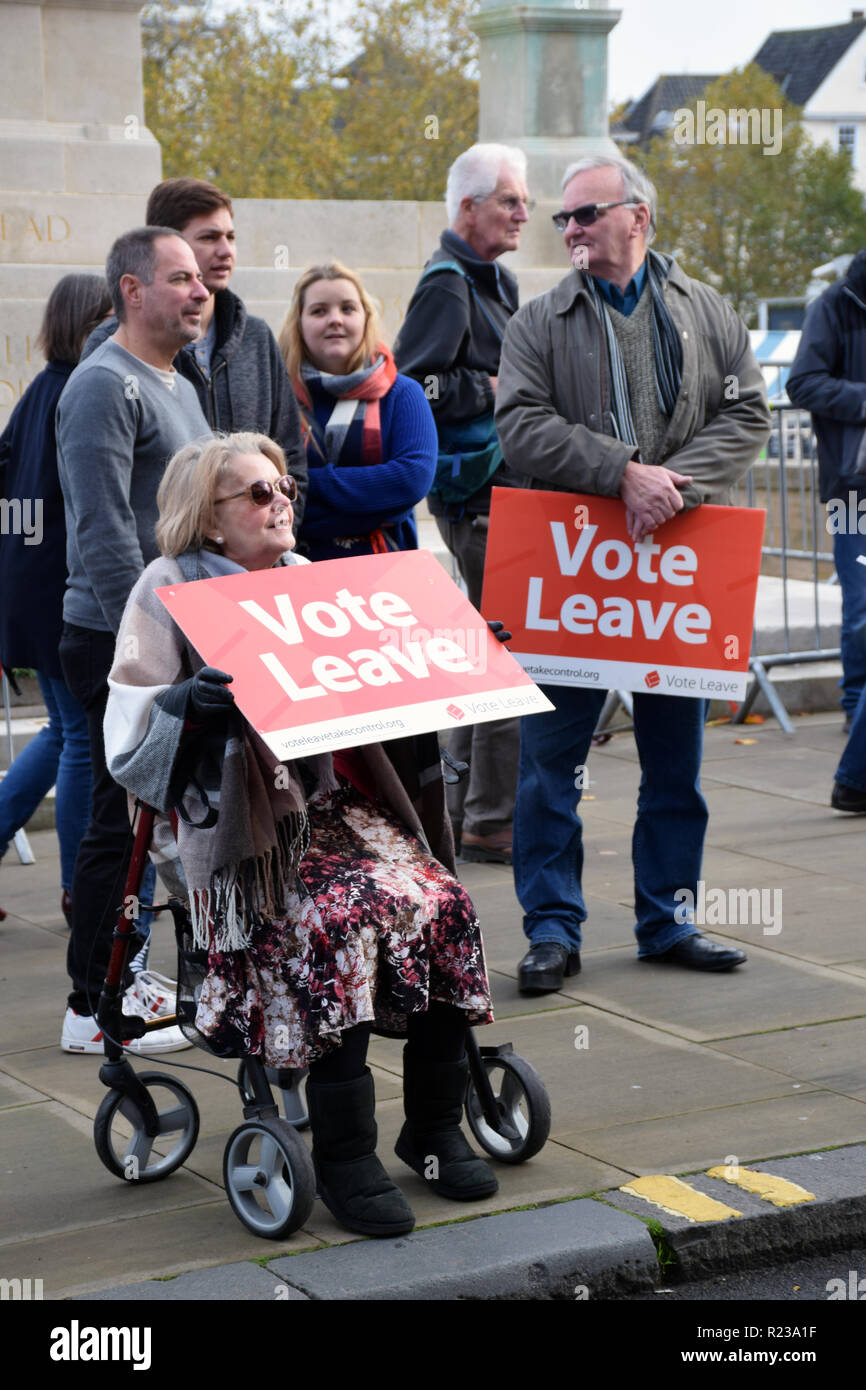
left=583, top=249, right=683, bottom=447
left=294, top=344, right=398, bottom=467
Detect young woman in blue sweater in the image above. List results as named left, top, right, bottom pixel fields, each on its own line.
left=278, top=262, right=437, bottom=561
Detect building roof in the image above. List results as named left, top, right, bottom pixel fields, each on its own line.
left=615, top=74, right=720, bottom=145
left=752, top=18, right=866, bottom=106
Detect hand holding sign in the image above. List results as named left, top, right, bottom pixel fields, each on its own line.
left=620, top=460, right=693, bottom=542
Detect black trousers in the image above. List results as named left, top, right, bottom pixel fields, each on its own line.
left=59, top=622, right=133, bottom=1015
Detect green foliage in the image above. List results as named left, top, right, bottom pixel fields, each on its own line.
left=141, top=0, right=479, bottom=200
left=636, top=65, right=865, bottom=323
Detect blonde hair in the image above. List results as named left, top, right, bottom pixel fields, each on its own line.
left=278, top=262, right=382, bottom=382
left=155, top=432, right=287, bottom=557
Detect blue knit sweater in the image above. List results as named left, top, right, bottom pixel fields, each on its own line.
left=297, top=373, right=437, bottom=562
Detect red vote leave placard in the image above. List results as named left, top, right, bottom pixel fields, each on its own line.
left=481, top=489, right=765, bottom=699
left=156, top=549, right=552, bottom=760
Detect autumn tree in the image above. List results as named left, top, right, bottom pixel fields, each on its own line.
left=637, top=64, right=864, bottom=323
left=142, top=0, right=342, bottom=198
left=333, top=0, right=479, bottom=200
left=141, top=0, right=479, bottom=200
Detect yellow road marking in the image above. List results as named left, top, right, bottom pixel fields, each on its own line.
left=619, top=1176, right=742, bottom=1223
left=706, top=1166, right=815, bottom=1207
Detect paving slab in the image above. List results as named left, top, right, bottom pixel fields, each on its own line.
left=701, top=785, right=866, bottom=849
left=555, top=943, right=866, bottom=1043
left=268, top=1200, right=657, bottom=1300
left=478, top=1006, right=818, bottom=1137
left=17, top=1200, right=324, bottom=1301
left=708, top=1019, right=866, bottom=1103
left=556, top=1090, right=866, bottom=1176
left=731, top=829, right=866, bottom=884
left=0, top=1101, right=221, bottom=1258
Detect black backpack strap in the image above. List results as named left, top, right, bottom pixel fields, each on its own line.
left=419, top=261, right=504, bottom=343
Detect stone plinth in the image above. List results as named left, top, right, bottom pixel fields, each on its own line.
left=472, top=0, right=620, bottom=199
left=0, top=2, right=161, bottom=196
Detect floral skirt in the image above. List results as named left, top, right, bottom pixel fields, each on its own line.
left=194, top=782, right=493, bottom=1068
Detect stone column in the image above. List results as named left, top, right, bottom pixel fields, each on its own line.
left=0, top=0, right=161, bottom=424
left=472, top=0, right=621, bottom=200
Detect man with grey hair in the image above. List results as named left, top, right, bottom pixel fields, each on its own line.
left=57, top=226, right=210, bottom=1052
left=394, top=143, right=532, bottom=863
left=495, top=153, right=771, bottom=992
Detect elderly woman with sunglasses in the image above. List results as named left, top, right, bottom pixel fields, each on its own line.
left=278, top=261, right=437, bottom=561
left=103, top=431, right=496, bottom=1239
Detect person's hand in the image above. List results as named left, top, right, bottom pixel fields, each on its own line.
left=487, top=619, right=512, bottom=643
left=620, top=460, right=693, bottom=543
left=189, top=666, right=235, bottom=718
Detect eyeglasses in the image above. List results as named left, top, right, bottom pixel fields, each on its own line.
left=214, top=475, right=298, bottom=507
left=477, top=194, right=536, bottom=215
left=551, top=201, right=639, bottom=232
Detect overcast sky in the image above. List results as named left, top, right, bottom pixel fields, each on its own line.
left=234, top=2, right=851, bottom=108
left=607, top=1, right=849, bottom=104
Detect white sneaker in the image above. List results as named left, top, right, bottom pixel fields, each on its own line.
left=121, top=969, right=191, bottom=1052
left=61, top=995, right=192, bottom=1055
left=125, top=968, right=178, bottom=1019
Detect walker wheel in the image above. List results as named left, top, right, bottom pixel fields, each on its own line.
left=465, top=1053, right=550, bottom=1163
left=93, top=1071, right=199, bottom=1183
left=222, top=1117, right=315, bottom=1239
left=236, top=1060, right=310, bottom=1130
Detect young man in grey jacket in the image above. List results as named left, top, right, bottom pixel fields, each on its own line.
left=84, top=177, right=308, bottom=528
left=495, top=154, right=770, bottom=993
left=57, top=227, right=211, bottom=1052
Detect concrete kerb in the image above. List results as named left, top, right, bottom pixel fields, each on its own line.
left=84, top=1199, right=659, bottom=1302
left=79, top=1146, right=866, bottom=1300
left=602, top=1144, right=866, bottom=1288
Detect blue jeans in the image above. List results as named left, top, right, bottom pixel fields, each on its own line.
left=836, top=678, right=866, bottom=792
left=0, top=671, right=92, bottom=889
left=513, top=685, right=709, bottom=957
left=833, top=528, right=866, bottom=716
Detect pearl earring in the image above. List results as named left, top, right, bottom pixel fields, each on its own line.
left=215, top=535, right=224, bottom=544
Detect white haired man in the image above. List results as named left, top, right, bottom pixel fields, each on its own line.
left=495, top=154, right=771, bottom=992
left=395, top=143, right=532, bottom=864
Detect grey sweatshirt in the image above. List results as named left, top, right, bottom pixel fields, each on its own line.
left=57, top=338, right=210, bottom=634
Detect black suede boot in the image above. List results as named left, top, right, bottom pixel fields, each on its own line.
left=395, top=1048, right=498, bottom=1201
left=307, top=1068, right=415, bottom=1237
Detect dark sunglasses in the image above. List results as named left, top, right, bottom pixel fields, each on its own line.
left=551, top=200, right=639, bottom=232
left=214, top=475, right=298, bottom=507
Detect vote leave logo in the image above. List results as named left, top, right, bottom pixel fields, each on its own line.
left=481, top=490, right=765, bottom=701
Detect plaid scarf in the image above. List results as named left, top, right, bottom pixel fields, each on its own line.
left=583, top=249, right=683, bottom=446
left=294, top=343, right=398, bottom=467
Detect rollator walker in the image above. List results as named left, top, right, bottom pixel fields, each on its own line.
left=92, top=776, right=552, bottom=1240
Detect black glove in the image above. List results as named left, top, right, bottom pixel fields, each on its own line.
left=487, top=619, right=512, bottom=644
left=188, top=666, right=235, bottom=719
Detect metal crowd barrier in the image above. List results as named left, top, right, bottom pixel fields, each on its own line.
left=729, top=402, right=840, bottom=734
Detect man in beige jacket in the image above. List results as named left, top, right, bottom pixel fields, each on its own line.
left=494, top=153, right=770, bottom=993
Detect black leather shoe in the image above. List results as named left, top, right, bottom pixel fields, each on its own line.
left=832, top=780, right=866, bottom=813
left=518, top=942, right=581, bottom=994
left=645, top=934, right=746, bottom=972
